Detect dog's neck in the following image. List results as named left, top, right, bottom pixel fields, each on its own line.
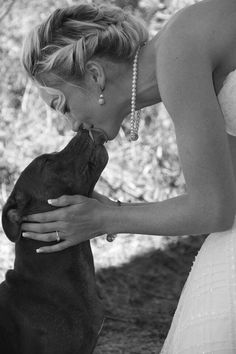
left=14, top=238, right=94, bottom=281
left=8, top=238, right=103, bottom=320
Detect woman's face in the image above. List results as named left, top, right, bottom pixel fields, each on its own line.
left=37, top=72, right=123, bottom=140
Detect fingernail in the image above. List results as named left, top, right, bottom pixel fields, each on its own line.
left=36, top=249, right=42, bottom=253
left=22, top=232, right=29, bottom=237
left=22, top=216, right=28, bottom=221
left=48, top=199, right=57, bottom=205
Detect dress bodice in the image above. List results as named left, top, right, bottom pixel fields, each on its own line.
left=217, top=69, right=236, bottom=136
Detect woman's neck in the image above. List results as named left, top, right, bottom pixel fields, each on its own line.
left=117, top=38, right=161, bottom=118
left=104, top=37, right=161, bottom=120
left=136, top=37, right=161, bottom=109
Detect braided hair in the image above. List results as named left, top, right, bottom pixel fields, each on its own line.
left=21, top=3, right=148, bottom=86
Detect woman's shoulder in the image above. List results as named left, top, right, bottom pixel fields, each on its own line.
left=163, top=0, right=235, bottom=33
left=155, top=0, right=236, bottom=69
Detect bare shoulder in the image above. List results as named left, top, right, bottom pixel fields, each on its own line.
left=162, top=0, right=236, bottom=33
left=155, top=0, right=236, bottom=68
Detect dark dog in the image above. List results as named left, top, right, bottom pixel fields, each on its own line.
left=0, top=127, right=108, bottom=354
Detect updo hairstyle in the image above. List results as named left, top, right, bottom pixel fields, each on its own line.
left=21, top=3, right=149, bottom=86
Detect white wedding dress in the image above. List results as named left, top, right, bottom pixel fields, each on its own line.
left=160, top=69, right=236, bottom=354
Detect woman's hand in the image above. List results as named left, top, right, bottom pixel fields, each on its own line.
left=21, top=193, right=115, bottom=253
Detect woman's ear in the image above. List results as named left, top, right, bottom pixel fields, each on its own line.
left=85, top=60, right=106, bottom=90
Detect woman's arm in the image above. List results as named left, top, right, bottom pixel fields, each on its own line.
left=105, top=7, right=236, bottom=237
left=21, top=6, right=236, bottom=253
left=104, top=193, right=233, bottom=237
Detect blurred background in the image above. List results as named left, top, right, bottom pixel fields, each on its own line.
left=0, top=0, right=206, bottom=352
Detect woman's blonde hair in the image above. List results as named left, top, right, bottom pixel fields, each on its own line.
left=21, top=3, right=148, bottom=86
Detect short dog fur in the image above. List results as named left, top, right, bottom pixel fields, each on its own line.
left=0, top=128, right=108, bottom=354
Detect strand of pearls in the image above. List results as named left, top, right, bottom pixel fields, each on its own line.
left=130, top=45, right=142, bottom=141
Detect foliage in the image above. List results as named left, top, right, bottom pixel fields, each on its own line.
left=0, top=0, right=192, bottom=208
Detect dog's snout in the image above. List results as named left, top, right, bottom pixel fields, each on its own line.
left=79, top=124, right=108, bottom=145
left=89, top=129, right=108, bottom=145
left=88, top=130, right=94, bottom=142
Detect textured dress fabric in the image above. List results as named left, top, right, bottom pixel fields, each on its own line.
left=160, top=70, right=236, bottom=354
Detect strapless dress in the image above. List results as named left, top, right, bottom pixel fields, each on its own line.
left=160, top=69, right=236, bottom=354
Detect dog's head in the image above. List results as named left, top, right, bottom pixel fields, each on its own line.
left=2, top=127, right=108, bottom=242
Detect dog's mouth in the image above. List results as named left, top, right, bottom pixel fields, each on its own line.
left=79, top=123, right=108, bottom=145
left=73, top=125, right=109, bottom=172
left=66, top=125, right=109, bottom=190
left=60, top=124, right=107, bottom=159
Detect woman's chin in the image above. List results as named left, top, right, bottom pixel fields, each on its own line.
left=107, top=130, right=119, bottom=141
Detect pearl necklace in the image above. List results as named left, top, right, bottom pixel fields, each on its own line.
left=130, top=45, right=142, bottom=141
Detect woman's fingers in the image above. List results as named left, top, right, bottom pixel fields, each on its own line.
left=21, top=221, right=63, bottom=233
left=20, top=195, right=103, bottom=251
left=22, top=209, right=65, bottom=223
left=36, top=240, right=73, bottom=253
left=22, top=195, right=87, bottom=222
left=22, top=231, right=63, bottom=243
left=48, top=194, right=88, bottom=207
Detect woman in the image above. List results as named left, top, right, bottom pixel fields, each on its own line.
left=20, top=0, right=236, bottom=352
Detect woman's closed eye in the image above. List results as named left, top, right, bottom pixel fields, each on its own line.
left=62, top=104, right=70, bottom=115
left=50, top=96, right=69, bottom=115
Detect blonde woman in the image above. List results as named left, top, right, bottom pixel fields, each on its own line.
left=21, top=0, right=236, bottom=352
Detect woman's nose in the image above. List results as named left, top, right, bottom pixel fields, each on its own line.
left=81, top=122, right=94, bottom=130
left=72, top=120, right=84, bottom=132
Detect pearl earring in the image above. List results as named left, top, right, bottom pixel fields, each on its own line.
left=99, top=92, right=105, bottom=105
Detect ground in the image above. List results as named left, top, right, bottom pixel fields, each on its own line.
left=0, top=227, right=206, bottom=353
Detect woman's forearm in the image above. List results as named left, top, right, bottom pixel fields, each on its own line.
left=104, top=193, right=233, bottom=237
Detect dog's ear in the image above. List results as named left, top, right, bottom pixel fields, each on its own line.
left=1, top=194, right=22, bottom=242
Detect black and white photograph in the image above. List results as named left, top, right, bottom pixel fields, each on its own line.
left=1, top=0, right=236, bottom=353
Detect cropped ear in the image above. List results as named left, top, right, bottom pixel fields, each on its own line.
left=1, top=195, right=22, bottom=243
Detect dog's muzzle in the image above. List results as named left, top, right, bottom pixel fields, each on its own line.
left=79, top=123, right=108, bottom=145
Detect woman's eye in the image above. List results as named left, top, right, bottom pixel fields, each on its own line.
left=63, top=105, right=70, bottom=115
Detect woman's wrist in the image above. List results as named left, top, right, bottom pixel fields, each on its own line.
left=102, top=200, right=145, bottom=235
left=102, top=201, right=128, bottom=235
